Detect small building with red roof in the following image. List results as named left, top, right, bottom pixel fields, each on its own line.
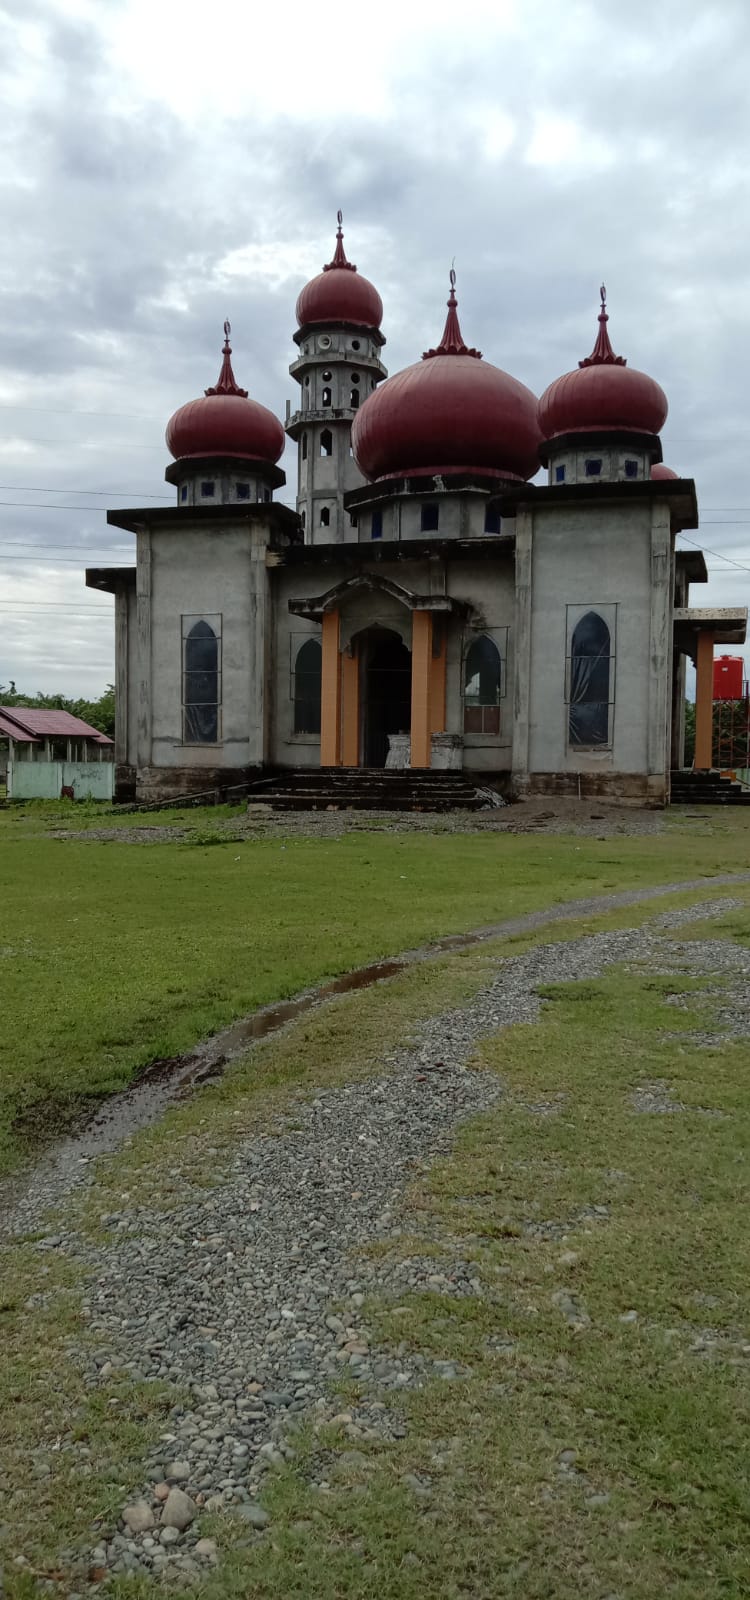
left=0, top=706, right=113, bottom=800
left=87, top=222, right=744, bottom=806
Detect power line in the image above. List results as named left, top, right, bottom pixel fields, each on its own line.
left=678, top=534, right=750, bottom=577
left=0, top=484, right=170, bottom=499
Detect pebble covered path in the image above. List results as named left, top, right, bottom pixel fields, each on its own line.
left=15, top=896, right=750, bottom=1587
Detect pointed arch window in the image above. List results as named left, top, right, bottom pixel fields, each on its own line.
left=322, top=387, right=332, bottom=406
left=568, top=611, right=612, bottom=746
left=182, top=617, right=221, bottom=743
left=293, top=637, right=322, bottom=735
left=320, top=429, right=333, bottom=457
left=302, top=432, right=308, bottom=460
left=464, top=634, right=502, bottom=734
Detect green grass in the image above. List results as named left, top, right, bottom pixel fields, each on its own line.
left=1, top=896, right=749, bottom=1596
left=1, top=804, right=749, bottom=1172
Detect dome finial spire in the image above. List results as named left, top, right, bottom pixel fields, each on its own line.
left=205, top=320, right=249, bottom=397
left=423, top=267, right=482, bottom=360
left=579, top=284, right=626, bottom=369
left=324, top=210, right=356, bottom=273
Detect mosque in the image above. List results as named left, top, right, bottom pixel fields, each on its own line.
left=87, top=216, right=746, bottom=805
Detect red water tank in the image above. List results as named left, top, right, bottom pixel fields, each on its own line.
left=713, top=655, right=744, bottom=700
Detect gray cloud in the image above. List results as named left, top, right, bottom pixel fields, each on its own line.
left=0, top=0, right=748, bottom=694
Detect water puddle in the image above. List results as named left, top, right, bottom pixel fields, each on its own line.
left=3, top=870, right=749, bottom=1231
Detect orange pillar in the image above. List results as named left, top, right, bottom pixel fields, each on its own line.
left=430, top=619, right=447, bottom=733
left=320, top=608, right=342, bottom=767
left=341, top=642, right=360, bottom=767
left=411, top=610, right=432, bottom=768
left=694, top=630, right=715, bottom=770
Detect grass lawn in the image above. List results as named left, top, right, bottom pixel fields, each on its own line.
left=1, top=895, right=749, bottom=1597
left=0, top=802, right=749, bottom=1173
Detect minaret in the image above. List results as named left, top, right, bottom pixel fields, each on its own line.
left=286, top=213, right=387, bottom=545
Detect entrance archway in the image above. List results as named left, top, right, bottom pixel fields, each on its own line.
left=359, top=627, right=412, bottom=767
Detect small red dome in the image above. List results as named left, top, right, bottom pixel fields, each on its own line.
left=296, top=214, right=383, bottom=331
left=651, top=463, right=679, bottom=480
left=352, top=277, right=541, bottom=483
left=539, top=288, right=668, bottom=443
left=166, top=326, right=285, bottom=465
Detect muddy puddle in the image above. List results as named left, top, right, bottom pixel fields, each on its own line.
left=3, top=869, right=749, bottom=1233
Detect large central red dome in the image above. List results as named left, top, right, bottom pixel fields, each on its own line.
left=166, top=327, right=285, bottom=465
left=296, top=215, right=383, bottom=332
left=539, top=289, right=668, bottom=443
left=352, top=280, right=541, bottom=483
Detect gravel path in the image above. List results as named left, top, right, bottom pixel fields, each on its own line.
left=15, top=897, right=750, bottom=1587
left=4, top=872, right=750, bottom=1245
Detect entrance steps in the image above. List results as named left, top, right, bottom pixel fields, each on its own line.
left=247, top=768, right=488, bottom=813
left=670, top=769, right=750, bottom=806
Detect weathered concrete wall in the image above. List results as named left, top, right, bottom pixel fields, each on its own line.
left=8, top=760, right=114, bottom=800
left=517, top=499, right=671, bottom=800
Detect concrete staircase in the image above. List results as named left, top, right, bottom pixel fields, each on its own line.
left=670, top=769, right=750, bottom=806
left=247, top=768, right=488, bottom=813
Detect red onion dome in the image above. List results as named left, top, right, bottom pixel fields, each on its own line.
left=296, top=212, right=383, bottom=331
left=166, top=324, right=285, bottom=464
left=651, top=463, right=679, bottom=480
left=539, top=287, right=668, bottom=443
left=352, top=274, right=541, bottom=483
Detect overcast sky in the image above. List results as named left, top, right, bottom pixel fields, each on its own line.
left=1, top=0, right=749, bottom=697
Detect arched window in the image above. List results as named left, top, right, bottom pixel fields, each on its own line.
left=350, top=389, right=360, bottom=409
left=568, top=612, right=611, bottom=746
left=183, top=620, right=219, bottom=743
left=464, top=635, right=501, bottom=735
left=302, top=432, right=308, bottom=460
left=294, top=638, right=322, bottom=734
left=320, top=506, right=330, bottom=526
left=320, top=429, right=333, bottom=457
left=322, top=387, right=332, bottom=407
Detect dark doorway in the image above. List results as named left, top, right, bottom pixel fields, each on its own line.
left=361, top=628, right=412, bottom=767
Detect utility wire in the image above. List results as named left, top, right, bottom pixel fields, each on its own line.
left=677, top=534, right=750, bottom=577
left=0, top=484, right=170, bottom=499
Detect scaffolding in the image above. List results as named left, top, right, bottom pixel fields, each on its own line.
left=712, top=681, right=750, bottom=778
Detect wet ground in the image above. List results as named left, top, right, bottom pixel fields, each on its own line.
left=3, top=869, right=749, bottom=1240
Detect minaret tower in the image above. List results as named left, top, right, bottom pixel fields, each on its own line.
left=287, top=213, right=387, bottom=545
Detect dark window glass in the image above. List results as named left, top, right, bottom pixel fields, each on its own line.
left=555, top=464, right=566, bottom=483
left=201, top=481, right=215, bottom=497
left=322, top=370, right=332, bottom=382
left=180, top=485, right=188, bottom=502
left=320, top=506, right=330, bottom=526
left=264, top=488, right=271, bottom=502
left=350, top=390, right=360, bottom=408
left=294, top=638, right=322, bottom=734
left=320, top=429, right=333, bottom=457
left=585, top=459, right=602, bottom=477
left=236, top=482, right=250, bottom=500
left=371, top=510, right=383, bottom=540
left=302, top=433, right=308, bottom=460
left=421, top=503, right=439, bottom=532
left=304, top=376, right=310, bottom=386
left=183, top=621, right=219, bottom=743
left=484, top=507, right=501, bottom=533
left=351, top=372, right=360, bottom=384
left=464, top=635, right=501, bottom=734
left=301, top=509, right=306, bottom=529
left=350, top=513, right=358, bottom=527
left=569, top=611, right=611, bottom=746
left=322, top=387, right=332, bottom=406
left=624, top=459, right=638, bottom=478
left=351, top=339, right=360, bottom=350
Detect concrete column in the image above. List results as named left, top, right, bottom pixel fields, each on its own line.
left=410, top=610, right=432, bottom=768
left=135, top=529, right=152, bottom=771
left=647, top=507, right=672, bottom=794
left=670, top=650, right=687, bottom=770
left=511, top=509, right=533, bottom=787
left=114, top=589, right=129, bottom=766
left=341, top=642, right=360, bottom=767
left=320, top=609, right=342, bottom=767
left=694, top=630, right=715, bottom=769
